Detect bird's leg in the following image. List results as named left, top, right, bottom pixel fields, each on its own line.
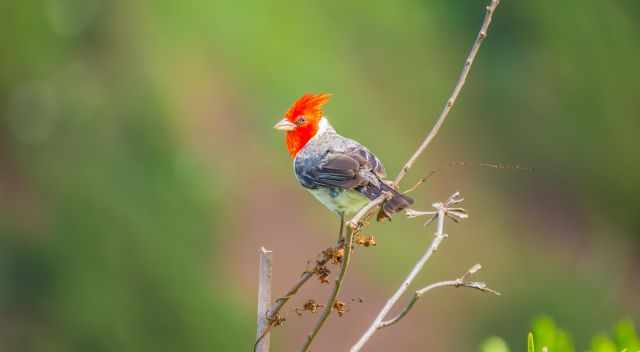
left=337, top=212, right=345, bottom=243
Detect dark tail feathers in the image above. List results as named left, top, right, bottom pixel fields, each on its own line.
left=359, top=181, right=414, bottom=219
left=379, top=182, right=414, bottom=218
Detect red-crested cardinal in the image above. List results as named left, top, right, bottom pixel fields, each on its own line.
left=274, top=93, right=413, bottom=229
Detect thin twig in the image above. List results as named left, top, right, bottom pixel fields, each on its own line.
left=300, top=226, right=356, bottom=352
left=402, top=170, right=439, bottom=194
left=393, top=0, right=501, bottom=187
left=255, top=247, right=273, bottom=352
left=378, top=264, right=500, bottom=329
left=269, top=270, right=314, bottom=315
left=406, top=192, right=468, bottom=225
left=350, top=204, right=449, bottom=352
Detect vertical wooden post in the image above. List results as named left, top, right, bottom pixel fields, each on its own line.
left=256, top=247, right=273, bottom=352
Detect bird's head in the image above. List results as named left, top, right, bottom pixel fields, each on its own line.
left=274, top=93, right=331, bottom=157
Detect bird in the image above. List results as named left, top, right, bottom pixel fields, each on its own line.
left=274, top=93, right=413, bottom=237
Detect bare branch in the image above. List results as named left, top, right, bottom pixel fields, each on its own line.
left=377, top=280, right=458, bottom=329
left=300, top=226, right=356, bottom=352
left=402, top=170, right=438, bottom=194
left=351, top=190, right=499, bottom=350
left=393, top=0, right=501, bottom=187
left=271, top=272, right=313, bottom=314
left=350, top=198, right=453, bottom=352
left=255, top=248, right=273, bottom=352
left=378, top=264, right=500, bottom=329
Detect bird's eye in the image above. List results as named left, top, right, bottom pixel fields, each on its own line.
left=295, top=116, right=307, bottom=125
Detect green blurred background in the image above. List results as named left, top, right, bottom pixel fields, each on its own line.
left=1, top=0, right=638, bottom=351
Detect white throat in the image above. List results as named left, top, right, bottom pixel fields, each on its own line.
left=311, top=117, right=332, bottom=141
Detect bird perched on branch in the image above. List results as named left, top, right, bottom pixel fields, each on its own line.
left=274, top=93, right=413, bottom=235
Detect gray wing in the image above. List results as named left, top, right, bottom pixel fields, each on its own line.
left=295, top=147, right=385, bottom=191
left=354, top=146, right=386, bottom=178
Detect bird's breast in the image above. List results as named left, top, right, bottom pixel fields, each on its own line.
left=307, top=187, right=369, bottom=215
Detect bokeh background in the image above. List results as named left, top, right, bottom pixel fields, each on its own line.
left=1, top=0, right=639, bottom=351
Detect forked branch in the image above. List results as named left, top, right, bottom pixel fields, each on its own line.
left=378, top=263, right=500, bottom=329
left=350, top=193, right=465, bottom=352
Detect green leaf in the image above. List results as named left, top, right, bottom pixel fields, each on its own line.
left=479, top=317, right=638, bottom=352
left=614, top=320, right=640, bottom=351
left=533, top=316, right=558, bottom=351
left=556, top=329, right=575, bottom=352
left=529, top=332, right=535, bottom=352
left=592, top=334, right=618, bottom=352
left=480, top=336, right=511, bottom=352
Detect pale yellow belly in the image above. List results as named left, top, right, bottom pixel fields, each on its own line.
left=308, top=188, right=370, bottom=215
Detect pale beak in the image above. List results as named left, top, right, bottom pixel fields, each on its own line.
left=273, top=118, right=296, bottom=131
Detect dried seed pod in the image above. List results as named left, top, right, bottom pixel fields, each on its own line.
left=303, top=299, right=324, bottom=313
left=314, top=265, right=331, bottom=284
left=333, top=300, right=348, bottom=317
left=269, top=314, right=286, bottom=327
